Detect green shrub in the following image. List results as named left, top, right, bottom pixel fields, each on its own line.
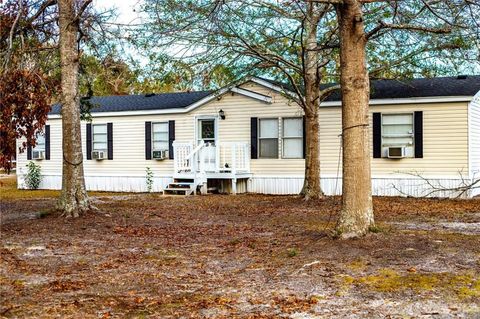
left=287, top=248, right=298, bottom=257
left=25, top=161, right=42, bottom=189
left=369, top=225, right=385, bottom=233
left=146, top=167, right=153, bottom=192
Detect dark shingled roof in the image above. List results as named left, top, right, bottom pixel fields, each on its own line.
left=50, top=90, right=213, bottom=114
left=264, top=75, right=480, bottom=102
left=325, top=75, right=480, bottom=101
left=50, top=76, right=480, bottom=114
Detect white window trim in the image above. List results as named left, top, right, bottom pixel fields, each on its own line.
left=381, top=112, right=415, bottom=157
left=194, top=115, right=218, bottom=146
left=151, top=121, right=170, bottom=152
left=34, top=133, right=46, bottom=152
left=92, top=123, right=108, bottom=152
left=281, top=117, right=303, bottom=159
left=258, top=118, right=280, bottom=159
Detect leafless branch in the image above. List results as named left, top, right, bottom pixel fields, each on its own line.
left=391, top=170, right=480, bottom=198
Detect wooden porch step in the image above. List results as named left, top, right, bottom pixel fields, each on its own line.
left=163, top=181, right=196, bottom=196
left=173, top=178, right=194, bottom=183
left=163, top=188, right=194, bottom=196
left=165, top=187, right=193, bottom=192
left=168, top=183, right=192, bottom=188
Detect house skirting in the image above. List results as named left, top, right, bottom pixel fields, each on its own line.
left=17, top=174, right=475, bottom=198
left=247, top=176, right=474, bottom=198
left=17, top=174, right=172, bottom=193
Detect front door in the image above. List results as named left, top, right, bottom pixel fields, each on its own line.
left=197, top=118, right=217, bottom=171
left=197, top=118, right=216, bottom=146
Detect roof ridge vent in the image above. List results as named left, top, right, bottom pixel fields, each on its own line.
left=457, top=75, right=468, bottom=80
left=145, top=93, right=156, bottom=97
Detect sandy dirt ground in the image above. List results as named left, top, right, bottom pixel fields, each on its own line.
left=1, top=176, right=480, bottom=318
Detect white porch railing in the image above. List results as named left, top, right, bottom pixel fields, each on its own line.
left=173, top=142, right=194, bottom=173
left=173, top=141, right=250, bottom=175
left=216, top=142, right=250, bottom=173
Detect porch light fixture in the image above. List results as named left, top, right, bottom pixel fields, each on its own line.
left=219, top=109, right=226, bottom=120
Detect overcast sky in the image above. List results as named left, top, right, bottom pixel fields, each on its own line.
left=91, top=0, right=149, bottom=65
left=94, top=0, right=144, bottom=25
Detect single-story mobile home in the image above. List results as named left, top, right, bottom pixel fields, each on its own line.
left=16, top=76, right=480, bottom=198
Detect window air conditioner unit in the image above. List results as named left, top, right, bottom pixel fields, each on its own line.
left=387, top=147, right=406, bottom=159
left=32, top=150, right=45, bottom=160
left=152, top=149, right=168, bottom=160
left=92, top=150, right=106, bottom=160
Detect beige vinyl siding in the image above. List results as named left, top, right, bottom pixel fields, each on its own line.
left=17, top=122, right=62, bottom=174
left=193, top=82, right=304, bottom=176
left=316, top=103, right=468, bottom=177
left=240, top=82, right=469, bottom=177
left=469, top=93, right=480, bottom=180
left=15, top=85, right=303, bottom=178
left=16, top=81, right=470, bottom=183
left=370, top=103, right=469, bottom=177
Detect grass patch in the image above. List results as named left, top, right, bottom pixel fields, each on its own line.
left=0, top=175, right=128, bottom=201
left=341, top=269, right=480, bottom=299
left=368, top=224, right=385, bottom=233
left=347, top=259, right=368, bottom=273
left=287, top=248, right=298, bottom=257
left=0, top=175, right=61, bottom=200
left=144, top=249, right=180, bottom=266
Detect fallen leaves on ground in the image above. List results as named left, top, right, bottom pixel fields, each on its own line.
left=1, top=176, right=480, bottom=318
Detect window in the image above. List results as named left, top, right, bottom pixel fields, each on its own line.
left=282, top=118, right=303, bottom=158
left=382, top=113, right=414, bottom=157
left=258, top=118, right=279, bottom=158
left=152, top=122, right=169, bottom=151
left=197, top=119, right=215, bottom=145
left=34, top=134, right=45, bottom=151
left=92, top=124, right=107, bottom=151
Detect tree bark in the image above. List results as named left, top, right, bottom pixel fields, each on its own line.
left=300, top=1, right=324, bottom=200
left=56, top=0, right=91, bottom=217
left=301, top=111, right=323, bottom=200
left=335, top=0, right=374, bottom=238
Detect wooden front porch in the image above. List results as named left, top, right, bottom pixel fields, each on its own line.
left=165, top=141, right=251, bottom=195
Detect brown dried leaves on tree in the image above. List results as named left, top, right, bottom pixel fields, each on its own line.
left=0, top=0, right=59, bottom=173
left=0, top=69, right=55, bottom=173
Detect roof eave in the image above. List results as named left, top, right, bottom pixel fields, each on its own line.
left=47, top=79, right=275, bottom=119
left=47, top=95, right=474, bottom=119
left=320, top=95, right=474, bottom=107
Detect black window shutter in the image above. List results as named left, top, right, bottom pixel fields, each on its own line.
left=250, top=117, right=258, bottom=159
left=372, top=112, right=382, bottom=158
left=86, top=123, right=92, bottom=160
left=145, top=122, right=152, bottom=160
left=302, top=116, right=306, bottom=159
left=414, top=111, right=423, bottom=158
left=107, top=122, right=113, bottom=160
left=27, top=145, right=32, bottom=160
left=169, top=120, right=175, bottom=159
left=45, top=125, right=50, bottom=160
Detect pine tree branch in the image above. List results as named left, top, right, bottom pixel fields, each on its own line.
left=378, top=21, right=452, bottom=34
left=366, top=20, right=452, bottom=39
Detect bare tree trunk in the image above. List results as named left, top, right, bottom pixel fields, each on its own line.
left=335, top=0, right=374, bottom=238
left=56, top=0, right=91, bottom=217
left=302, top=111, right=323, bottom=200
left=301, top=1, right=324, bottom=200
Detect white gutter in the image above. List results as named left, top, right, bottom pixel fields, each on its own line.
left=320, top=95, right=473, bottom=107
